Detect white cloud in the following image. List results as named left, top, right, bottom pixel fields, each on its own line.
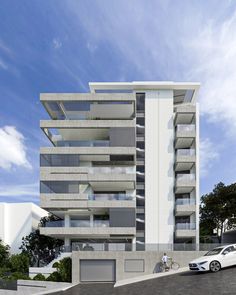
left=0, top=182, right=38, bottom=197
left=52, top=38, right=62, bottom=49
left=64, top=2, right=236, bottom=135
left=0, top=126, right=31, bottom=170
left=200, top=138, right=219, bottom=177
left=0, top=58, right=8, bottom=70
left=187, top=11, right=236, bottom=135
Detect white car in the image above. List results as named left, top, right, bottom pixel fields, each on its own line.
left=189, top=244, right=236, bottom=272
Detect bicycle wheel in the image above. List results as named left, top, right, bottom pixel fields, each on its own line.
left=171, top=262, right=180, bottom=270
left=159, top=264, right=164, bottom=272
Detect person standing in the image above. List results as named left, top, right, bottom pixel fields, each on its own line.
left=162, top=253, right=170, bottom=271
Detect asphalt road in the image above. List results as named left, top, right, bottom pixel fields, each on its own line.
left=57, top=266, right=236, bottom=295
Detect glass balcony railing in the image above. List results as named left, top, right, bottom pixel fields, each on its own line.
left=175, top=223, right=196, bottom=230
left=88, top=194, right=134, bottom=201
left=57, top=243, right=229, bottom=252
left=175, top=198, right=196, bottom=205
left=86, top=167, right=135, bottom=174
left=176, top=174, right=195, bottom=182
left=44, top=220, right=110, bottom=228
left=176, top=124, right=195, bottom=132
left=94, top=220, right=110, bottom=227
left=70, top=220, right=91, bottom=227
left=44, top=220, right=65, bottom=227
left=56, top=140, right=110, bottom=147
left=176, top=149, right=195, bottom=156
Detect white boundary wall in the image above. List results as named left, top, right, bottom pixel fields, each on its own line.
left=0, top=203, right=47, bottom=253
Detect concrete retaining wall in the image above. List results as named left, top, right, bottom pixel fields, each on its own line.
left=72, top=250, right=206, bottom=283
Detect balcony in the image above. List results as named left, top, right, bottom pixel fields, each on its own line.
left=40, top=122, right=136, bottom=148
left=40, top=168, right=136, bottom=182
left=175, top=223, right=196, bottom=238
left=175, top=198, right=196, bottom=216
left=175, top=149, right=196, bottom=171
left=41, top=98, right=135, bottom=120
left=56, top=140, right=110, bottom=147
left=40, top=219, right=136, bottom=238
left=175, top=174, right=195, bottom=194
left=40, top=180, right=135, bottom=195
left=41, top=166, right=135, bottom=174
left=40, top=193, right=136, bottom=209
left=175, top=124, right=195, bottom=149
left=174, top=104, right=196, bottom=125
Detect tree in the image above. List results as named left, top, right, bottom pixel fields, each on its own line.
left=0, top=239, right=10, bottom=268
left=200, top=182, right=236, bottom=242
left=20, top=215, right=64, bottom=267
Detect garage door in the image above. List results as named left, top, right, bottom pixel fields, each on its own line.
left=80, top=260, right=116, bottom=282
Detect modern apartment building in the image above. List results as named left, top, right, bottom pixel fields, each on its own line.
left=39, top=81, right=200, bottom=253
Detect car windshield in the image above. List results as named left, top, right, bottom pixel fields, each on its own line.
left=204, top=247, right=224, bottom=256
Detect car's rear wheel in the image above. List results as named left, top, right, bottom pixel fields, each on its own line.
left=210, top=261, right=221, bottom=272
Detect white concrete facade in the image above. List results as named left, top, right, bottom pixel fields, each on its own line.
left=0, top=203, right=47, bottom=253
left=145, top=90, right=174, bottom=245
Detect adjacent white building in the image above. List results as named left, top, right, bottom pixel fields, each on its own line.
left=39, top=81, right=200, bottom=252
left=0, top=202, right=47, bottom=253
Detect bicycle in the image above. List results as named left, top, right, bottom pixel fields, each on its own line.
left=160, top=258, right=180, bottom=272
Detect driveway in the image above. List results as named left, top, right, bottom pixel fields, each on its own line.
left=64, top=265, right=236, bottom=295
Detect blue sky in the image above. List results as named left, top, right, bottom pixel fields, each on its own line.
left=0, top=0, right=236, bottom=203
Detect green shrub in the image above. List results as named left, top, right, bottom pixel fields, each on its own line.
left=0, top=267, right=11, bottom=278
left=56, top=257, right=72, bottom=282
left=52, top=262, right=59, bottom=268
left=46, top=271, right=62, bottom=282
left=33, top=273, right=46, bottom=281
left=46, top=257, right=72, bottom=282
left=7, top=272, right=31, bottom=280
left=9, top=253, right=29, bottom=273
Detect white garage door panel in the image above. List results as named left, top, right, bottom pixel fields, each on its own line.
left=80, top=260, right=115, bottom=282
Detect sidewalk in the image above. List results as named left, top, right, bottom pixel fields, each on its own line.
left=114, top=267, right=189, bottom=287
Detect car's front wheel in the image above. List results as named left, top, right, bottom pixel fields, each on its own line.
left=209, top=261, right=221, bottom=272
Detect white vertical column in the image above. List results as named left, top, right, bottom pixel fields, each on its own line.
left=145, top=90, right=174, bottom=246
left=90, top=214, right=93, bottom=227
left=64, top=213, right=70, bottom=251
left=64, top=238, right=71, bottom=251
left=132, top=237, right=136, bottom=251
left=64, top=213, right=70, bottom=227
left=195, top=103, right=200, bottom=249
